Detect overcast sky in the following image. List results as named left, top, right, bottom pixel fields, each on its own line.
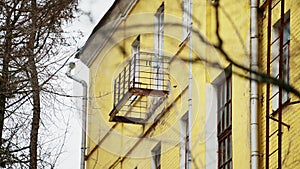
left=72, top=0, right=115, bottom=46
left=58, top=1, right=114, bottom=169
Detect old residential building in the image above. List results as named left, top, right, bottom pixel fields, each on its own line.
left=73, top=0, right=300, bottom=168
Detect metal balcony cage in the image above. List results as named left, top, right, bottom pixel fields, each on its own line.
left=109, top=51, right=170, bottom=124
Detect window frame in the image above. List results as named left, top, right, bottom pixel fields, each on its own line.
left=271, top=10, right=290, bottom=111
left=182, top=0, right=191, bottom=39
left=131, top=35, right=141, bottom=88
left=216, top=69, right=232, bottom=169
left=180, top=112, right=190, bottom=169
left=151, top=142, right=161, bottom=169
left=154, top=2, right=164, bottom=91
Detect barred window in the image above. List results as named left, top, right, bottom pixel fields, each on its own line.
left=154, top=2, right=164, bottom=90
left=271, top=10, right=290, bottom=111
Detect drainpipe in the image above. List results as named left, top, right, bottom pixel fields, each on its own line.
left=188, top=0, right=193, bottom=169
left=250, top=0, right=259, bottom=169
left=66, top=62, right=88, bottom=169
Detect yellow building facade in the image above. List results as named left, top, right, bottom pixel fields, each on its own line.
left=258, top=0, right=300, bottom=169
left=75, top=0, right=300, bottom=168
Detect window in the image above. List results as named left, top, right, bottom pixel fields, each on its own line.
left=154, top=2, right=164, bottom=90
left=131, top=35, right=140, bottom=88
left=272, top=11, right=290, bottom=111
left=182, top=0, right=190, bottom=39
left=217, top=73, right=232, bottom=169
left=128, top=36, right=140, bottom=104
left=180, top=113, right=190, bottom=169
left=151, top=142, right=161, bottom=169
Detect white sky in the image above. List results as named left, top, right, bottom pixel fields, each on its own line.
left=71, top=0, right=115, bottom=47
left=58, top=1, right=114, bottom=169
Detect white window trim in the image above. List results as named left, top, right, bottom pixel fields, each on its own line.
left=205, top=84, right=218, bottom=169
left=208, top=65, right=232, bottom=169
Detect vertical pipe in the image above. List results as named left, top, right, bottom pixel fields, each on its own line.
left=250, top=0, right=259, bottom=169
left=81, top=82, right=87, bottom=169
left=188, top=0, right=193, bottom=168
left=66, top=62, right=88, bottom=169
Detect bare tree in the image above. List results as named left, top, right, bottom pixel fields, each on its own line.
left=0, top=0, right=78, bottom=168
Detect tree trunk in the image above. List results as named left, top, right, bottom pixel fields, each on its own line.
left=28, top=57, right=41, bottom=169
left=0, top=45, right=9, bottom=166
left=28, top=0, right=41, bottom=168
left=0, top=8, right=12, bottom=161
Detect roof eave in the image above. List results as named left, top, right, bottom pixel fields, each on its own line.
left=78, top=0, right=138, bottom=67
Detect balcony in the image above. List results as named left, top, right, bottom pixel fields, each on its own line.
left=109, top=51, right=170, bottom=124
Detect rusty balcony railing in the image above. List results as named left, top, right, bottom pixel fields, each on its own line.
left=109, top=51, right=170, bottom=124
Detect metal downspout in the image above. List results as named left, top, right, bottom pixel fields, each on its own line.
left=66, top=62, right=88, bottom=169
left=188, top=0, right=193, bottom=168
left=250, top=0, right=259, bottom=168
